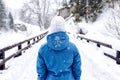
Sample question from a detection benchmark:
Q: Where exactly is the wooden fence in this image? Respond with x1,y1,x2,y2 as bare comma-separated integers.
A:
0,31,48,70
77,35,120,64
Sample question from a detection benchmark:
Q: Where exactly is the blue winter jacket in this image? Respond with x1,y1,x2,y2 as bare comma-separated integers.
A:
36,31,81,80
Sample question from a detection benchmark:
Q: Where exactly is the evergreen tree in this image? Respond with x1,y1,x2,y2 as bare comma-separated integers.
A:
70,0,81,22
62,0,68,7
87,0,103,22
0,0,7,30
8,12,14,29
70,0,105,22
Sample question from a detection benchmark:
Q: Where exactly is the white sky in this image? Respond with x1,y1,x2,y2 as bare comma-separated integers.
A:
4,0,26,9
4,0,70,9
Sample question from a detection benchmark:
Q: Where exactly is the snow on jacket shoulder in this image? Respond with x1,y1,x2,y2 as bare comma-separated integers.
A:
36,31,81,80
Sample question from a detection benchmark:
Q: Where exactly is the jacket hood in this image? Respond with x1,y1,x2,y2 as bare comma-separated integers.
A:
47,31,69,51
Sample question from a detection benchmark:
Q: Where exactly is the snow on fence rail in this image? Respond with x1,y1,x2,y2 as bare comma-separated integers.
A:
76,34,120,65
67,32,120,64
0,31,48,70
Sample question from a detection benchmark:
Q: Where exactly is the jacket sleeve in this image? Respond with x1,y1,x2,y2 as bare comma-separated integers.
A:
36,47,47,80
72,44,82,80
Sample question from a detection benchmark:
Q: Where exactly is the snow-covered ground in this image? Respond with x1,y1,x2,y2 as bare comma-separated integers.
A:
0,31,120,80
0,20,43,49
0,20,46,80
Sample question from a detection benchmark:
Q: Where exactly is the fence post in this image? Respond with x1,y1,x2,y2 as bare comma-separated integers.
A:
116,51,120,64
27,40,31,48
97,44,100,47
40,35,42,39
37,36,39,40
0,51,5,70
87,40,89,43
28,40,30,45
36,36,39,42
14,44,22,57
18,44,22,54
32,38,36,44
33,38,35,42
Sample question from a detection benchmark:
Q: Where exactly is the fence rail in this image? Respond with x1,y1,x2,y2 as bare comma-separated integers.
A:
76,34,120,64
0,31,48,70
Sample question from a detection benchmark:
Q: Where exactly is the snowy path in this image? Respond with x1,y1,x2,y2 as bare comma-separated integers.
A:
69,34,120,80
0,37,46,80
0,35,120,80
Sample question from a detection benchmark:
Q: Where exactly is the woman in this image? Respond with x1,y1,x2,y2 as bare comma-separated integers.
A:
36,16,82,80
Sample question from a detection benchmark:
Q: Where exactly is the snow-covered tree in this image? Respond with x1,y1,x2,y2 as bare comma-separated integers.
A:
70,0,106,22
19,0,52,30
0,0,7,30
19,3,33,24
8,12,14,29
87,0,104,22
105,1,120,40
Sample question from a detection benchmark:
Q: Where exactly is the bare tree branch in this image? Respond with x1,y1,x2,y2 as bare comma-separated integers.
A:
19,0,52,30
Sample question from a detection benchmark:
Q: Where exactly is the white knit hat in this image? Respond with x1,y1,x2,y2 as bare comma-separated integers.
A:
50,16,65,33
